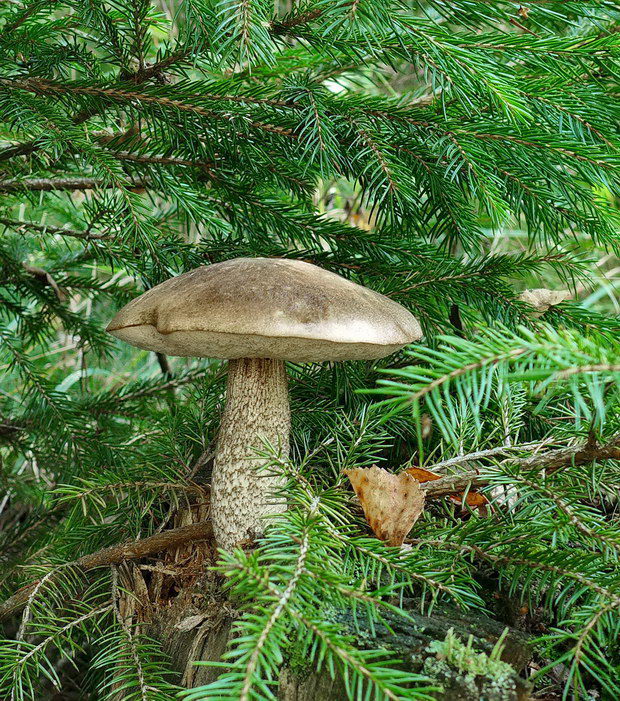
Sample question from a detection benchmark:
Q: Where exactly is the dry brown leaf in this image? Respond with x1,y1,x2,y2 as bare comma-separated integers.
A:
518,288,570,316
449,491,489,508
345,465,425,546
406,466,489,510
405,466,443,483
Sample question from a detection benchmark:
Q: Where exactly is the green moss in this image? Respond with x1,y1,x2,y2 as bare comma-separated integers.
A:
285,642,313,678
423,628,520,701
428,627,515,679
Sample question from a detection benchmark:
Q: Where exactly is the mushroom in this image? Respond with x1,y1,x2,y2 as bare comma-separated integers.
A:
106,257,422,549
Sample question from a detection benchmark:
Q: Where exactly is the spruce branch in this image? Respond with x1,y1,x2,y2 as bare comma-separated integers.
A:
2,78,298,138
0,51,190,163
110,566,149,701
106,367,214,405
330,529,458,600
7,603,114,699
509,474,620,552
558,601,620,696
1,1,51,36
411,538,620,608
239,503,313,701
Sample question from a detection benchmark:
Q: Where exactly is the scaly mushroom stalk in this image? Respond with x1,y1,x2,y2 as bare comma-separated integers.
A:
211,358,290,550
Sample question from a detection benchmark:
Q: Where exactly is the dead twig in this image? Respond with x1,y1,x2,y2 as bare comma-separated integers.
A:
423,433,620,497
0,521,213,622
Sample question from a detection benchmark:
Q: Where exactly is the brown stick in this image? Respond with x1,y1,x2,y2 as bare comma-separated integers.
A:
0,217,108,241
0,176,147,193
0,521,213,622
423,433,620,497
422,471,485,497
515,433,620,472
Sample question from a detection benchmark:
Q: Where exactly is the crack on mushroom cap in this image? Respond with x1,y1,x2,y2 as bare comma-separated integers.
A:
107,257,422,361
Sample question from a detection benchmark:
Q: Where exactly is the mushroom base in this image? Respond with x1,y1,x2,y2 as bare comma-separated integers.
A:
211,357,290,550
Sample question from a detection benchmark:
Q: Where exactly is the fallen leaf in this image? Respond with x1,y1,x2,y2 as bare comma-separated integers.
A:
406,466,489,510
518,288,569,317
448,491,489,508
406,466,442,483
345,465,425,546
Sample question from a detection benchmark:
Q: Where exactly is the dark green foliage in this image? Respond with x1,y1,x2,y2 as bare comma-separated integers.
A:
0,0,619,699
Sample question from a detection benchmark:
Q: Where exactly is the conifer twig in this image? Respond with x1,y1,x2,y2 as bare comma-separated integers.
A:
2,78,298,138
0,51,191,163
427,439,555,473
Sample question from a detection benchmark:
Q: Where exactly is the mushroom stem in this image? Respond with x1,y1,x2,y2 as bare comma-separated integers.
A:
211,357,290,550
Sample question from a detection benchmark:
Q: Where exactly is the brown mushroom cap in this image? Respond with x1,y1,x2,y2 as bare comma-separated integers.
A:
106,257,422,361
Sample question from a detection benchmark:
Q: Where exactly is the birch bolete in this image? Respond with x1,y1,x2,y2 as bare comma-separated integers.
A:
106,257,422,549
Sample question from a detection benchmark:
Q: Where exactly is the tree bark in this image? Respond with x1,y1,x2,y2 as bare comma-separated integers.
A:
147,592,531,699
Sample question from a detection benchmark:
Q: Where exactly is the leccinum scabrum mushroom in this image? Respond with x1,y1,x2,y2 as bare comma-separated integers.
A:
106,257,422,550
